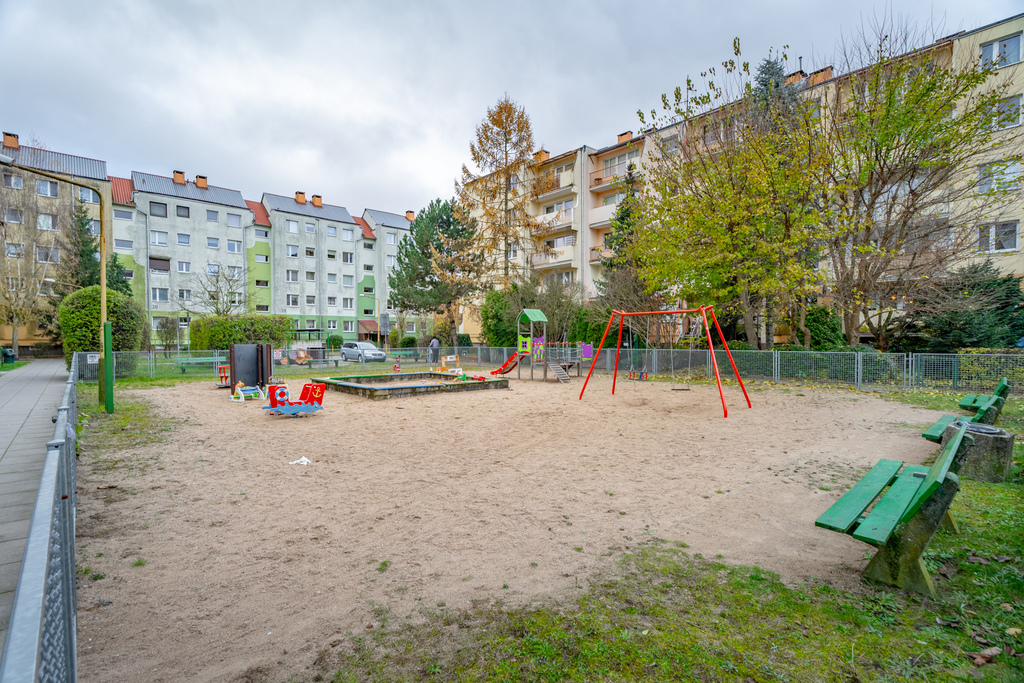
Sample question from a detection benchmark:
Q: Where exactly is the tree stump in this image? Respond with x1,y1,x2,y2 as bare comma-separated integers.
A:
943,421,1014,483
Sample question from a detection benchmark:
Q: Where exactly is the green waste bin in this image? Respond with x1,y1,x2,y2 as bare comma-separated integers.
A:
2,348,15,364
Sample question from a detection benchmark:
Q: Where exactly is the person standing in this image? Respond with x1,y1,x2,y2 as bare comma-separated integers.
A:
429,336,440,363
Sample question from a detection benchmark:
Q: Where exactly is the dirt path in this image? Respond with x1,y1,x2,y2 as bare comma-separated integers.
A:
75,376,944,682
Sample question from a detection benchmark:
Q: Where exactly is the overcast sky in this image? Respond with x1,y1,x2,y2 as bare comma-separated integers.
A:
0,0,1019,216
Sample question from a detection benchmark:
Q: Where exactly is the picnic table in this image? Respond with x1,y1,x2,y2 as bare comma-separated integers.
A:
815,425,972,597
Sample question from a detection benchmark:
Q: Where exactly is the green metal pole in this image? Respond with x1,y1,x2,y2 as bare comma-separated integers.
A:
103,321,114,413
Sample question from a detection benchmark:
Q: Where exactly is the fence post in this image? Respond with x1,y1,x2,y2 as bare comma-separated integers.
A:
478,346,481,367
855,352,862,391
773,350,779,384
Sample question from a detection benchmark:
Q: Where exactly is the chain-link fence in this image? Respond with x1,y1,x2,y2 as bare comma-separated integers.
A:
70,348,1024,395
0,356,78,682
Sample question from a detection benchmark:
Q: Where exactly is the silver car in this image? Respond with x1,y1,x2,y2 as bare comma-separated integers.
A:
340,341,386,363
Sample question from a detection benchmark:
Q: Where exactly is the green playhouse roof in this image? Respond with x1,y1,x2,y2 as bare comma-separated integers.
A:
519,309,548,323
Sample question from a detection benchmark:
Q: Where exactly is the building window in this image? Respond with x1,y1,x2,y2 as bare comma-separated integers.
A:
327,250,337,260
256,279,269,288
36,213,55,231
342,228,354,241
559,270,574,285
305,247,315,258
507,242,518,259
303,319,315,329
123,269,133,279
227,265,242,278
406,322,416,334
87,220,100,236
995,95,1022,129
151,230,168,246
363,286,374,294
306,222,315,233
386,255,396,267
979,161,1020,193
343,274,354,286
34,247,59,267
150,258,170,273
306,295,316,305
327,226,336,237
327,273,337,283
286,220,299,233
363,308,374,316
287,294,299,307
256,305,269,312
151,287,169,302
328,296,337,306
2,173,22,189
255,228,269,238
206,237,219,249
286,244,299,257
178,289,191,301
176,205,190,218
363,242,374,250
36,180,58,197
343,320,354,332
114,209,133,220
227,213,241,227
178,261,191,273
230,292,243,304
982,33,1022,68
363,264,374,272
177,233,190,245
544,198,573,220
306,271,315,281
328,320,337,329
342,297,354,309
150,201,167,217
151,316,167,331
207,263,220,275
255,254,269,263
79,187,100,204
5,243,23,257
386,232,397,245
342,251,354,264
386,299,394,310
114,239,133,250
5,209,23,223
227,239,242,253
545,235,574,249
206,210,218,221
979,221,1018,252
602,192,625,206
286,270,298,282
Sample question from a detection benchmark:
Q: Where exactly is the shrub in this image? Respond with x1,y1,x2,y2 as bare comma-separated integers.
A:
59,286,147,369
400,336,418,348
188,314,294,350
724,340,756,351
325,335,345,350
795,306,846,351
456,333,472,347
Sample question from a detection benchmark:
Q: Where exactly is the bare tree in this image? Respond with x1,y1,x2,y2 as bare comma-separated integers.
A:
179,265,248,317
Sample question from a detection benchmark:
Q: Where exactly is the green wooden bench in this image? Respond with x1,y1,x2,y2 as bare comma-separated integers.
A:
922,393,1003,443
957,377,1010,411
816,425,972,597
178,357,223,374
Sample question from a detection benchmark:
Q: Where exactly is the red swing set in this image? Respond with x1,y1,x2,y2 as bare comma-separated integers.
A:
578,304,752,418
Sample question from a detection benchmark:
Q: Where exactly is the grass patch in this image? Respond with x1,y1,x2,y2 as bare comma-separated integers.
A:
0,360,29,373
77,386,177,473
307,470,1024,682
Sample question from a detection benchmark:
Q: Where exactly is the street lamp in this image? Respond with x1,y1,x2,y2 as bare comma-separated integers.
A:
0,152,113,412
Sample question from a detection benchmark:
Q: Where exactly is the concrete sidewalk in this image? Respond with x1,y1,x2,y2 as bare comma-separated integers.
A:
0,358,69,648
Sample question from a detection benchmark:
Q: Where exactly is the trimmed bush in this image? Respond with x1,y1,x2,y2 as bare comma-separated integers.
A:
400,336,418,348
59,286,146,369
456,333,472,347
325,335,345,350
188,314,294,350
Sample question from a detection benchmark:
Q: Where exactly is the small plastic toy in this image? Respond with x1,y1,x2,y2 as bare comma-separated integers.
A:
263,383,326,417
393,356,402,373
217,365,231,388
230,381,267,402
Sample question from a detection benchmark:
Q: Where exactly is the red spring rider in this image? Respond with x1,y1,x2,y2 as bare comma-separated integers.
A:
393,355,401,373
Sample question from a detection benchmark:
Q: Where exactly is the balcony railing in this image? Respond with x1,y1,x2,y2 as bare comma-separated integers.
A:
532,211,574,237
534,170,572,196
590,247,612,263
589,161,638,188
531,247,572,267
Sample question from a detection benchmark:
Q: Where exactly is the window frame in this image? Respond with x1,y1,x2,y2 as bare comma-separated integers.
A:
150,230,168,246
150,201,167,217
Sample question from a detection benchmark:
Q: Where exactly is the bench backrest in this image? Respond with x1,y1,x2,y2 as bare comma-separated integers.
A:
995,377,1011,399
974,394,1001,424
899,425,969,524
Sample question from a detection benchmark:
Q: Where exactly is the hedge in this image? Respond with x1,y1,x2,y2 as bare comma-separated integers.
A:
59,286,147,369
188,314,294,350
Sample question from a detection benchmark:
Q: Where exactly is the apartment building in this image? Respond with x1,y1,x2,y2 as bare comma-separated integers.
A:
0,132,111,350
361,208,414,336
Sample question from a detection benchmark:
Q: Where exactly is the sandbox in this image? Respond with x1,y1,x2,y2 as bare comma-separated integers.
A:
312,371,509,400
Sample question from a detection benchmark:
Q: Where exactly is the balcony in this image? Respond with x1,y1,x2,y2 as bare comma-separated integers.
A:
534,169,573,198
590,161,638,189
588,202,616,227
532,210,575,237
532,247,572,268
590,247,612,263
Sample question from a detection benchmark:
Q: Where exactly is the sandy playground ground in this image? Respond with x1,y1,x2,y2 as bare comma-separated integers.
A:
75,373,951,681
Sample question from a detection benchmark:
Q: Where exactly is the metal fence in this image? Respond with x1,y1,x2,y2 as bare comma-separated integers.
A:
0,355,78,682
72,347,1024,395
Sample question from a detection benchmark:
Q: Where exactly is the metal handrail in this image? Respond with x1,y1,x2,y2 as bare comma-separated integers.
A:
0,355,78,682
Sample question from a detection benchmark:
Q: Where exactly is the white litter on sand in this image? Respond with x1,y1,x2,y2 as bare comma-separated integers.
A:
289,456,311,466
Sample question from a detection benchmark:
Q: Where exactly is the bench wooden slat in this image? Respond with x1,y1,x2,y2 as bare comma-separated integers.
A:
995,377,1010,399
923,414,957,442
852,471,924,545
958,394,979,410
901,426,967,524
815,459,903,533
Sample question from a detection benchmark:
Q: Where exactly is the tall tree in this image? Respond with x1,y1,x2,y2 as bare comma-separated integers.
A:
456,94,540,288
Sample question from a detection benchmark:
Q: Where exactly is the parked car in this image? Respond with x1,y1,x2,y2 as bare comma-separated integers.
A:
340,341,386,363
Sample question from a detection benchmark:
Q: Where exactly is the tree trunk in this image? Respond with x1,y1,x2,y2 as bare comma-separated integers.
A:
739,288,758,346
843,309,859,346
11,313,19,361
798,304,811,350
764,295,775,350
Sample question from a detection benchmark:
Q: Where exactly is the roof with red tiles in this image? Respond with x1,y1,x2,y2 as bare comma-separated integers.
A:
353,216,375,239
246,200,270,226
109,176,134,205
